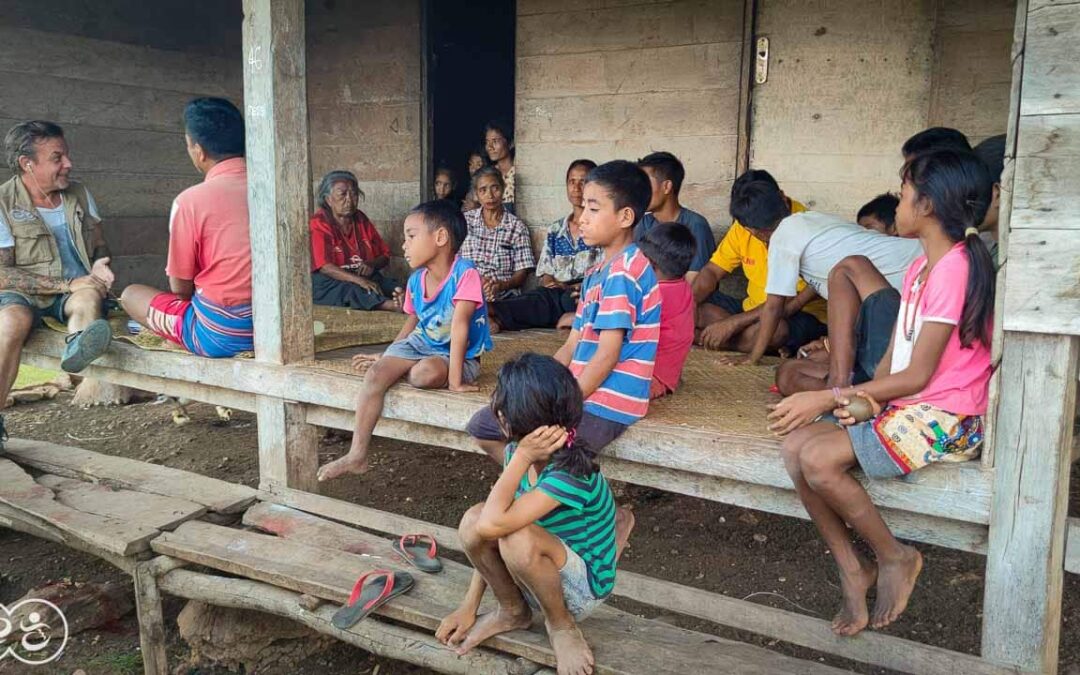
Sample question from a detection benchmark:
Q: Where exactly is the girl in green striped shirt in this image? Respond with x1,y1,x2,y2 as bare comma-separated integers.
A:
437,353,617,675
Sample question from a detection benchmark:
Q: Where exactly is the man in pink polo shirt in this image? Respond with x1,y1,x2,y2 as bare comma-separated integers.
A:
120,98,254,357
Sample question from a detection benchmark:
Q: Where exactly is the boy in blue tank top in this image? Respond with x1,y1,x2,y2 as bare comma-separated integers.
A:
318,200,493,482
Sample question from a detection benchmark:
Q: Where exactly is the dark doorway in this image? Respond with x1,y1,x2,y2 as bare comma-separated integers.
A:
424,0,516,202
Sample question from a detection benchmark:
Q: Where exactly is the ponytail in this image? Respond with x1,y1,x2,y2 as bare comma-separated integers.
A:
901,150,995,348
550,429,599,477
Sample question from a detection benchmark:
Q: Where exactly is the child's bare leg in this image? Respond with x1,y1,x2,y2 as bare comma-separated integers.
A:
825,256,890,388
732,318,791,354
695,302,731,329
455,504,533,654
796,426,923,630
783,424,877,635
317,356,416,481
775,359,829,395
406,356,450,389
500,525,595,675
615,506,635,560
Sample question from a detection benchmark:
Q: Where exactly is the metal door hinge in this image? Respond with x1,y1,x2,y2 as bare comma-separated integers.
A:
755,37,769,84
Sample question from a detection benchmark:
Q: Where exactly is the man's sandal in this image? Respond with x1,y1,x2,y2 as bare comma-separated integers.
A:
330,569,414,629
391,533,443,573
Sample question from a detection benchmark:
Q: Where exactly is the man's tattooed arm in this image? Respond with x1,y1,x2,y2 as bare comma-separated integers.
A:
0,248,68,295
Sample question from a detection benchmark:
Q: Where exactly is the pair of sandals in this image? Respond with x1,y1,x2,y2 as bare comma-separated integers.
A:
331,534,442,629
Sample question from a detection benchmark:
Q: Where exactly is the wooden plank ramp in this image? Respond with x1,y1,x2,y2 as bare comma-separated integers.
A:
36,474,207,530
0,458,157,557
1,438,257,513
152,518,848,675
262,488,1030,675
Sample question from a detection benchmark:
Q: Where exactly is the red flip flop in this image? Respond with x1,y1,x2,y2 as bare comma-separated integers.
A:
391,533,443,573
330,569,414,629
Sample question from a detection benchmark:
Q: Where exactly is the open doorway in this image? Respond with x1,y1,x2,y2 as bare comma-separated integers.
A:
424,0,516,203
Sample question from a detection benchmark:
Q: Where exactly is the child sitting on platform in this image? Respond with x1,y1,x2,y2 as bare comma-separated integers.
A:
767,148,995,637
466,160,660,461
856,193,899,235
637,221,695,399
317,200,493,482
438,353,617,675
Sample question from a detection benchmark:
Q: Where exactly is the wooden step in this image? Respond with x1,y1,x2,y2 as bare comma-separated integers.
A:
0,458,157,557
2,438,256,513
153,518,849,674
36,474,207,530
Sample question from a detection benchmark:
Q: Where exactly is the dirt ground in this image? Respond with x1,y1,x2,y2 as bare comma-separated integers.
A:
1,393,1079,675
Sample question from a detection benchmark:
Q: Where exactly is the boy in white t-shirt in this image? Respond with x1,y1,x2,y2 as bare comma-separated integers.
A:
721,180,921,387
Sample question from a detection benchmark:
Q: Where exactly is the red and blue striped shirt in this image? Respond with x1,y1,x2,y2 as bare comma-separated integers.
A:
570,244,661,425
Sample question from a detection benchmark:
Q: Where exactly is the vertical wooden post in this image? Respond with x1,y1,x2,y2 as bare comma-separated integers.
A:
734,0,757,177
981,333,1078,672
243,0,318,492
133,561,168,675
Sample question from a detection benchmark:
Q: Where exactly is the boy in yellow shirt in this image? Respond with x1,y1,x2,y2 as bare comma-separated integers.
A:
692,170,827,355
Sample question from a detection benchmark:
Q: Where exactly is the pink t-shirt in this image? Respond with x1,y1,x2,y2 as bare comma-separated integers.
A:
889,243,992,415
167,157,252,307
652,278,695,393
401,266,484,314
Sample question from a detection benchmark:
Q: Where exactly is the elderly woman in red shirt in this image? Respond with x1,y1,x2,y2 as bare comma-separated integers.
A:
309,170,400,311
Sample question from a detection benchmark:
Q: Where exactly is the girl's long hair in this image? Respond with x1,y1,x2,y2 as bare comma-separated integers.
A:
901,149,995,348
490,352,597,477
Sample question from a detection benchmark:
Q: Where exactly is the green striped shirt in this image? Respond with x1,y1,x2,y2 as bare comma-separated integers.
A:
505,443,617,598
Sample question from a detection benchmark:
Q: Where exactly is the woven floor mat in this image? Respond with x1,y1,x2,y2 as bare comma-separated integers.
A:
43,306,406,356
313,329,782,438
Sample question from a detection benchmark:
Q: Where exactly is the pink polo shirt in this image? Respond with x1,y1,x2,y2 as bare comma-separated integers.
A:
166,157,253,307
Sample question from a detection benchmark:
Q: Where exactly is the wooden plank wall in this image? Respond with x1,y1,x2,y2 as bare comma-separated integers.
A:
1000,0,1080,336
751,0,1015,218
305,0,422,280
0,2,242,289
513,0,746,240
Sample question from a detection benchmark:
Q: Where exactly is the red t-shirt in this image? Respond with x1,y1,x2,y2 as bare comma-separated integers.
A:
309,209,391,272
652,278,695,393
166,157,253,307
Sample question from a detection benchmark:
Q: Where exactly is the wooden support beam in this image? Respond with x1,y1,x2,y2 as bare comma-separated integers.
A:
257,397,318,492
982,332,1079,672
133,560,169,675
158,569,553,675
242,0,319,493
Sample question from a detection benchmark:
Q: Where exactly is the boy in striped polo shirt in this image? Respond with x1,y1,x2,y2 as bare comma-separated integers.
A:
439,354,616,675
467,160,661,461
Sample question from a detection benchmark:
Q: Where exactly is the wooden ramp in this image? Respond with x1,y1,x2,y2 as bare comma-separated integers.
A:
152,509,848,675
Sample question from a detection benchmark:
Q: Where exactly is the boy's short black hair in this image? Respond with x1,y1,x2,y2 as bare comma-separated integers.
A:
730,178,788,231
566,158,597,181
973,134,1006,184
585,160,652,227
638,221,696,279
857,193,899,229
637,151,686,195
409,199,468,252
184,97,245,160
902,127,971,158
731,168,779,196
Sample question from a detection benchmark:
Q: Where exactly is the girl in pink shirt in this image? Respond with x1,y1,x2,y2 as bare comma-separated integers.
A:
766,149,996,638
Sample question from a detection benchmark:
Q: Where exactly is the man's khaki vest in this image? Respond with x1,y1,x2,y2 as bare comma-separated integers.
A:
0,175,98,308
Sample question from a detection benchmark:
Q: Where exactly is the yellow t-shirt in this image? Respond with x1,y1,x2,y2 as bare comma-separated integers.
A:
708,199,828,323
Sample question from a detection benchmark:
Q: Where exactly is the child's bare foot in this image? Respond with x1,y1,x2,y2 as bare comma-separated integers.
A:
455,605,532,655
870,545,923,629
548,624,595,675
556,312,575,330
832,558,877,636
317,453,370,482
614,506,635,560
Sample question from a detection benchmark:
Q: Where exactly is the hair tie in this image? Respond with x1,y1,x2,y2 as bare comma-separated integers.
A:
964,227,979,238
565,428,577,449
